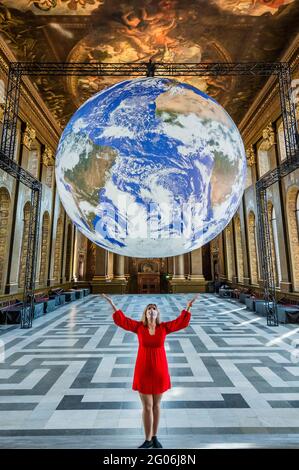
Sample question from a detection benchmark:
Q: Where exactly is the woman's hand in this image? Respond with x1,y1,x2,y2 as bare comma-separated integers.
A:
186,293,200,311
101,293,118,312
101,293,111,302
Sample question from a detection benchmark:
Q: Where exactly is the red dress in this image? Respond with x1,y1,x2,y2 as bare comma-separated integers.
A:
112,309,191,394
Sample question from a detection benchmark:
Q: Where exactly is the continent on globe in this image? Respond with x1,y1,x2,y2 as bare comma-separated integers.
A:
55,77,247,258
63,139,118,230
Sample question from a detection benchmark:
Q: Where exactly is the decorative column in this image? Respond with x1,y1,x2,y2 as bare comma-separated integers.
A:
167,257,174,277
91,248,127,293
224,224,235,282
231,220,238,285
169,254,186,293
107,251,114,280
114,254,126,280
170,250,207,293
93,246,109,281
218,232,226,282
173,254,185,279
188,247,205,280
22,123,36,150
188,247,207,292
164,257,174,293
210,238,219,279
112,253,127,293
124,256,130,281
240,147,252,287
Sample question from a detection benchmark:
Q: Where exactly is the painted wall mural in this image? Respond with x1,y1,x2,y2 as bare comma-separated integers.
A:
1,0,104,15
0,0,298,127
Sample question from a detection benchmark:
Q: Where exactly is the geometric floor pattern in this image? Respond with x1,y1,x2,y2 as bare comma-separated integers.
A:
1,293,299,448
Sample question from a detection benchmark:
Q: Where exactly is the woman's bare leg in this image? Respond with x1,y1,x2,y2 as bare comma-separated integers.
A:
152,393,163,437
139,393,153,440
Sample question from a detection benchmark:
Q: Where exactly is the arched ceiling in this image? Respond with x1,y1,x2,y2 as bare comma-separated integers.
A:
0,0,298,129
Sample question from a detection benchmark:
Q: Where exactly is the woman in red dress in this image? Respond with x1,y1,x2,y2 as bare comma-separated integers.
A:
102,293,200,449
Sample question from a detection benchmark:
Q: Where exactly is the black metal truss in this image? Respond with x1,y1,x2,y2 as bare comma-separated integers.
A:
6,61,285,77
0,151,41,328
256,154,299,326
0,60,298,328
0,66,22,163
256,188,277,326
278,63,299,162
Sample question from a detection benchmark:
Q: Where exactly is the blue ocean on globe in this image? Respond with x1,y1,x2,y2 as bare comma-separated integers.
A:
55,77,247,257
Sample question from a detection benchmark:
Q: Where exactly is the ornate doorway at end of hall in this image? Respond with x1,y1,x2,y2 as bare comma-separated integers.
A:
137,261,160,294
130,258,169,294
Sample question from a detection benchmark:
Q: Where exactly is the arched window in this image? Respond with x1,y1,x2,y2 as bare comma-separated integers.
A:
39,212,50,285
0,188,11,293
270,206,282,287
248,212,258,285
286,188,299,291
18,202,31,288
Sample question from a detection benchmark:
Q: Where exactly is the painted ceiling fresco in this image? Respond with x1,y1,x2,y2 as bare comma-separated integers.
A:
0,0,298,128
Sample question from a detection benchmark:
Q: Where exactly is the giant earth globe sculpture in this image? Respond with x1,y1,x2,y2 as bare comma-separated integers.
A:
55,77,247,257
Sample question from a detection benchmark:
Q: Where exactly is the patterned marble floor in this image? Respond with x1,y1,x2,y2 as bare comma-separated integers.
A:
1,293,299,449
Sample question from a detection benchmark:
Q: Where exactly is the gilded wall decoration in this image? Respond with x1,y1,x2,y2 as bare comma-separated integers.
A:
260,123,276,151
42,145,54,167
286,187,299,291
42,146,55,187
22,123,36,150
140,262,159,273
0,187,10,293
0,102,4,123
246,145,256,167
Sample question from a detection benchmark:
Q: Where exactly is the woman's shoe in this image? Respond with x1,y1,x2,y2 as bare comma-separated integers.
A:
152,436,163,448
138,439,154,448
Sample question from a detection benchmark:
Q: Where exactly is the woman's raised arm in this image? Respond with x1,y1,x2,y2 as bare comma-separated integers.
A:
101,293,118,312
101,294,139,333
185,293,200,312
162,294,200,335
112,309,140,333
162,309,191,335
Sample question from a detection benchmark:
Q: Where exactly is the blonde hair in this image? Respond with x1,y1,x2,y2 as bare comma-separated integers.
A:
141,303,161,326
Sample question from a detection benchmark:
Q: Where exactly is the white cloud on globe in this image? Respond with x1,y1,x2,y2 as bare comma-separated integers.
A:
55,77,247,258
